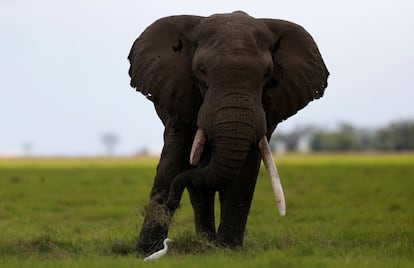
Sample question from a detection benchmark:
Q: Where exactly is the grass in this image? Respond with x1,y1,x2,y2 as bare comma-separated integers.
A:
0,154,413,267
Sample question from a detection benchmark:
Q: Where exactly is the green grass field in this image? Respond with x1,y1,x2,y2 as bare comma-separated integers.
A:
0,154,413,267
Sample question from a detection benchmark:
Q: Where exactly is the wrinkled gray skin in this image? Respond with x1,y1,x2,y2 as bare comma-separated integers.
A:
128,11,329,254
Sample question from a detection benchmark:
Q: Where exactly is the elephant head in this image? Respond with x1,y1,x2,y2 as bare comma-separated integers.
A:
128,11,328,252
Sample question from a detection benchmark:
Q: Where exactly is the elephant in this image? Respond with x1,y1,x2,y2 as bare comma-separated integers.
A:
128,11,329,254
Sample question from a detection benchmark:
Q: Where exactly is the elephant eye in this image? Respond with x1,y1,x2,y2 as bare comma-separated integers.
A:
195,64,208,97
198,65,207,76
255,39,263,49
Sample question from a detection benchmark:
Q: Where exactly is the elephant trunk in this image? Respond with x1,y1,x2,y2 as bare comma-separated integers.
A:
207,96,260,178
167,106,259,212
167,92,286,216
191,129,286,216
207,119,256,185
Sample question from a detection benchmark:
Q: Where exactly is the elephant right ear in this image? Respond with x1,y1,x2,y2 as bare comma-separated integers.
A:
260,19,329,131
128,16,203,124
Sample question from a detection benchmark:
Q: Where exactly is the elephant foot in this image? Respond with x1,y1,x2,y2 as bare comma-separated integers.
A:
136,223,168,255
195,228,216,242
215,226,244,248
136,200,172,255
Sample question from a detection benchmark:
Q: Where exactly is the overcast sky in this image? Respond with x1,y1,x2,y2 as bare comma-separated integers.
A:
1,0,413,156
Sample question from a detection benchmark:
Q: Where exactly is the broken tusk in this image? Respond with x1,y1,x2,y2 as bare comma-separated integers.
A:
190,129,206,166
258,136,286,216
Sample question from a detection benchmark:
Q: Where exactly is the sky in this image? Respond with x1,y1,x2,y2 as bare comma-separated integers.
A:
1,0,413,156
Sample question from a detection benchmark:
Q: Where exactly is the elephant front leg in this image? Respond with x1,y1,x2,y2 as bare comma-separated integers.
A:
136,122,195,255
216,148,261,247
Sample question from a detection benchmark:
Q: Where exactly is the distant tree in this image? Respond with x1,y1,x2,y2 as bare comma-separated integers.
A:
373,121,414,151
311,123,364,151
355,128,376,151
22,142,33,156
101,132,119,156
272,120,414,152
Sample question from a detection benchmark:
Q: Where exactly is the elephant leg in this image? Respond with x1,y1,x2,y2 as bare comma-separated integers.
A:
216,147,261,247
187,186,216,240
136,121,194,255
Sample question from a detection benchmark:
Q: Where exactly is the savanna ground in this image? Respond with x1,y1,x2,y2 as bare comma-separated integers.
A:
0,154,413,267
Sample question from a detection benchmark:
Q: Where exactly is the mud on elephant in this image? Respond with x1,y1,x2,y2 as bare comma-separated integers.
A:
128,11,329,254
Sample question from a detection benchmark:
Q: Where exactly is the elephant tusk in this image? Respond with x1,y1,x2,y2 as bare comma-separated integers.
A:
258,136,286,216
190,129,206,166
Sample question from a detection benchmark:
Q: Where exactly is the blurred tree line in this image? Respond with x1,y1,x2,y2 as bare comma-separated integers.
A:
271,120,414,153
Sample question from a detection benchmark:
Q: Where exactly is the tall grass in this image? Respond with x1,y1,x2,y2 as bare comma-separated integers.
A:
0,154,413,267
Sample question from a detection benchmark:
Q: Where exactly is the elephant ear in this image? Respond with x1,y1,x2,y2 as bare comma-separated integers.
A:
128,15,203,124
260,19,329,131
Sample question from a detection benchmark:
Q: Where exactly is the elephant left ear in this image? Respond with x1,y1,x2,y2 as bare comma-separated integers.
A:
128,16,203,125
260,19,329,131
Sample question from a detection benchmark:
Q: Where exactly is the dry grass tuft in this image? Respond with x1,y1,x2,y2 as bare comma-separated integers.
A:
141,198,172,227
172,232,218,255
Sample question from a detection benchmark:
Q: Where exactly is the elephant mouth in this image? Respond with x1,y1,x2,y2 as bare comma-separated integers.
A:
189,128,286,216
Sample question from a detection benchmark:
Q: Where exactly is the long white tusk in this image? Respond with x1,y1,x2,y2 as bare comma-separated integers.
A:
258,136,286,216
190,129,206,166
